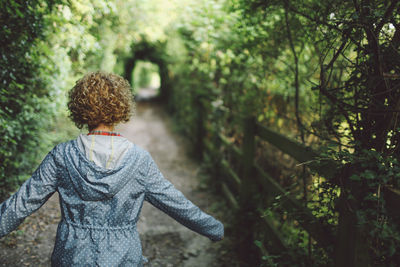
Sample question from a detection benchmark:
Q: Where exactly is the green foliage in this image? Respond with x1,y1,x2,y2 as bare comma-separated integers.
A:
2,0,399,264
164,0,400,265
0,0,64,199
332,148,400,264
0,0,187,201
0,0,128,199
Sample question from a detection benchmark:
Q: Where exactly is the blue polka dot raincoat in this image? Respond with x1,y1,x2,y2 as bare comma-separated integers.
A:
0,136,224,266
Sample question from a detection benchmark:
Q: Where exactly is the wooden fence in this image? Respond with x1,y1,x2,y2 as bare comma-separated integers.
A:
197,112,400,267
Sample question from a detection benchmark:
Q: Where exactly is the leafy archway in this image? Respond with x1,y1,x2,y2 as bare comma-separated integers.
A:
123,39,170,101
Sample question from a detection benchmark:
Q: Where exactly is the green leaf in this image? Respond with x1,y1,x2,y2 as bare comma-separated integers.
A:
254,240,263,248
363,170,375,180
349,174,361,181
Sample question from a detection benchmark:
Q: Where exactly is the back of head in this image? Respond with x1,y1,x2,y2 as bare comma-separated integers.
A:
67,71,134,130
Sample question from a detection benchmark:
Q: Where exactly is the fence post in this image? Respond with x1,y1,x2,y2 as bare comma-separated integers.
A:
241,116,256,203
335,196,357,267
237,116,260,265
335,202,371,266
243,116,255,172
335,171,371,267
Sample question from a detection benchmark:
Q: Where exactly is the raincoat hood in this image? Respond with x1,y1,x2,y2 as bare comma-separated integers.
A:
64,140,140,201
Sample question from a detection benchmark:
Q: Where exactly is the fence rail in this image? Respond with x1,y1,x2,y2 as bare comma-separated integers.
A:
208,124,335,252
202,115,400,266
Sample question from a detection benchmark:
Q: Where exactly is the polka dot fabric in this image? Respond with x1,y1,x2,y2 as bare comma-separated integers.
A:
0,139,224,266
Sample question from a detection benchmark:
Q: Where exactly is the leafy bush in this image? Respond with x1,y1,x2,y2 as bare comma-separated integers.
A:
164,0,400,265
0,0,63,200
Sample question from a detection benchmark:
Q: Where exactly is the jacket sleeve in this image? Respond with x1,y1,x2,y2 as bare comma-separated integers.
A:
144,154,224,241
0,147,59,238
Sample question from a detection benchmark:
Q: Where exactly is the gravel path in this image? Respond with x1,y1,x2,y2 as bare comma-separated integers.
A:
0,101,235,266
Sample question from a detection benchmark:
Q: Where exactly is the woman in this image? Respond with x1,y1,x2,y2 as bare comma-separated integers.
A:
0,71,224,266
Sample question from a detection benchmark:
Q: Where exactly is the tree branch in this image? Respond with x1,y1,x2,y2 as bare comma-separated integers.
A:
282,0,342,33
325,39,349,72
353,0,360,13
284,4,305,143
375,1,398,34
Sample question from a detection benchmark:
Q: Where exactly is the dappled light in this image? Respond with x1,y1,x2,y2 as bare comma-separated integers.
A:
1,0,400,266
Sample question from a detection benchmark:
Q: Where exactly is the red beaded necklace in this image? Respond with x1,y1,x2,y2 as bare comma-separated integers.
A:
87,130,122,137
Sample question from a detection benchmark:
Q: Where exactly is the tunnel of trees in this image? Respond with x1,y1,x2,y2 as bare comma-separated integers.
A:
1,0,400,266
122,40,170,100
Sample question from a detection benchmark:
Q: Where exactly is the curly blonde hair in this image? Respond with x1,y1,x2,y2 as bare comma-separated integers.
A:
67,71,134,130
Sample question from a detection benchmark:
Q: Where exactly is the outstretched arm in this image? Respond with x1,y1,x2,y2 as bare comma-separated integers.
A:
0,148,59,238
144,154,224,241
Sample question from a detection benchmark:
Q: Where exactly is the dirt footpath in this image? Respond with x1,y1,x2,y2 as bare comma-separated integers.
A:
0,101,236,267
